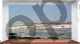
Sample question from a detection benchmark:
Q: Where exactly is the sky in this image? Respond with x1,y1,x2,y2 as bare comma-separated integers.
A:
9,3,71,23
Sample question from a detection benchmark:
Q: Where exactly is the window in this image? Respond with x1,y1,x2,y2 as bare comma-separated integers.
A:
9,2,72,39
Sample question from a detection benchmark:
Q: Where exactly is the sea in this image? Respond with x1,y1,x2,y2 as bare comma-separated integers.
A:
11,28,71,37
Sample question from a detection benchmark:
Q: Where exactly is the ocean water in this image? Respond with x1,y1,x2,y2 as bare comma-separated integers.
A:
11,28,71,37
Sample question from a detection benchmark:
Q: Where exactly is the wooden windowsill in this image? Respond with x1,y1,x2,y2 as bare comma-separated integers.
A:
1,39,79,44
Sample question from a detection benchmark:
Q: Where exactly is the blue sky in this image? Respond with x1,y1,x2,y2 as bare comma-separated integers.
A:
9,4,71,23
